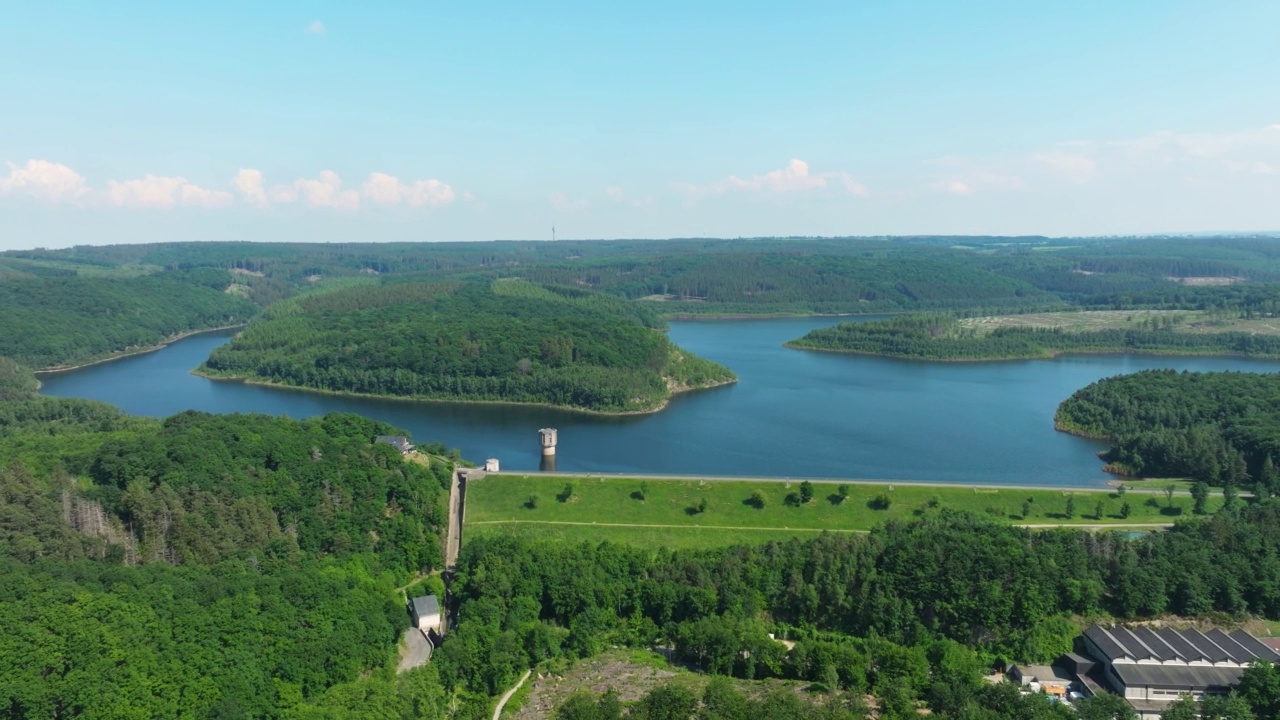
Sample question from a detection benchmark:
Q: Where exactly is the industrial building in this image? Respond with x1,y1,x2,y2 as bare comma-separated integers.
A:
1010,625,1279,719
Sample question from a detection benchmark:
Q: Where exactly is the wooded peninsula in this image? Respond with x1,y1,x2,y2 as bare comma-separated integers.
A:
197,279,735,413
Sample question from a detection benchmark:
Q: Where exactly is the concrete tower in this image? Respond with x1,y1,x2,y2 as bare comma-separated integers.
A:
539,428,557,456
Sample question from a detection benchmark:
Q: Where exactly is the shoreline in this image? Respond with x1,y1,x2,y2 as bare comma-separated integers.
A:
190,370,738,417
33,325,247,375
783,342,1280,363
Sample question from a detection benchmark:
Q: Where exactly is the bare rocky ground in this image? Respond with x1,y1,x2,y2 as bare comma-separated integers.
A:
506,649,867,719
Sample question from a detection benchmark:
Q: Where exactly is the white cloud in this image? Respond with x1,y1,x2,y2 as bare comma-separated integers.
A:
679,159,868,198
728,159,826,193
290,170,360,209
2,160,463,213
232,169,270,207
306,20,325,34
605,186,625,201
0,159,89,202
361,172,456,207
104,174,231,209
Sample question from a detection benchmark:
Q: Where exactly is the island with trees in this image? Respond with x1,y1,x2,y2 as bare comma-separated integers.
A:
198,278,736,413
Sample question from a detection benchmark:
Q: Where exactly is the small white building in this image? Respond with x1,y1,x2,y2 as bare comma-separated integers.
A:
485,458,500,472
410,595,441,634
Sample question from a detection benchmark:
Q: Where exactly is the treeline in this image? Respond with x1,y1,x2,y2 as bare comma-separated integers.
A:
507,253,1053,315
201,280,735,413
11,236,1280,319
0,275,257,368
787,315,1280,360
1057,370,1280,487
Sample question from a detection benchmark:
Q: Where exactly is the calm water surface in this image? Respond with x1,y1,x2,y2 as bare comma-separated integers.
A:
38,317,1280,486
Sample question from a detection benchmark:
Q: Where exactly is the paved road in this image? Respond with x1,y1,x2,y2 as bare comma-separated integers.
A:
445,467,464,569
487,470,1221,497
492,670,531,720
397,628,432,674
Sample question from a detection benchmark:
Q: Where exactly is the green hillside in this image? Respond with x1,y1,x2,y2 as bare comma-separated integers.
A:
200,279,735,413
0,274,258,368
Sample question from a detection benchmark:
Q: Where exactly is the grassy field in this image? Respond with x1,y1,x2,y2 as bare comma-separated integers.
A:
464,474,1221,549
959,310,1280,336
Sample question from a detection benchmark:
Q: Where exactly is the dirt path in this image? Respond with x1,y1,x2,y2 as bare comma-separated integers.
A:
445,467,464,569
471,519,1170,533
494,670,532,720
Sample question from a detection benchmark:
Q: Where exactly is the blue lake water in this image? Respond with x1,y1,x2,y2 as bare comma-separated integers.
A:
37,317,1280,487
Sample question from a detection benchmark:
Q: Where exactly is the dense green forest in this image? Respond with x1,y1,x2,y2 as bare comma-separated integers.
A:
1056,370,1280,487
200,279,735,413
0,274,257,368
787,315,1280,360
0,362,461,718
11,235,1280,318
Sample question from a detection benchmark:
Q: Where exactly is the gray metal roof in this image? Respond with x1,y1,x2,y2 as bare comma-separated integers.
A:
1085,625,1279,665
411,594,439,618
1111,663,1245,692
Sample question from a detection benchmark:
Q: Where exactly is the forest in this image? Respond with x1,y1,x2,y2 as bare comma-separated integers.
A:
0,273,258,368
1056,369,1280,487
10,235,1280,319
787,315,1280,360
199,279,735,413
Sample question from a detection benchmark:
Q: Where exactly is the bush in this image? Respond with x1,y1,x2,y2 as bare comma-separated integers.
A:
868,494,892,511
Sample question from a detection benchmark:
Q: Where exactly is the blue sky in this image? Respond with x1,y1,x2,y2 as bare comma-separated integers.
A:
1,0,1278,248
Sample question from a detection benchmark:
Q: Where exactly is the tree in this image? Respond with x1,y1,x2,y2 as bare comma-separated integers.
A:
631,685,697,720
838,484,850,503
1022,499,1032,519
557,483,575,503
1237,661,1280,720
1224,483,1240,510
1075,692,1138,720
749,491,766,509
799,481,814,505
526,494,539,509
1159,696,1197,720
1191,482,1209,515
1095,500,1105,520
1120,501,1131,519
1165,484,1177,508
1065,496,1076,519
1200,692,1256,720
639,481,650,500
1260,455,1277,499
869,493,892,511
1117,483,1128,498
697,497,708,514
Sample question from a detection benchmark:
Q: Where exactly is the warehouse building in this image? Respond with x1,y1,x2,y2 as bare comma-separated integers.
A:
1081,625,1280,719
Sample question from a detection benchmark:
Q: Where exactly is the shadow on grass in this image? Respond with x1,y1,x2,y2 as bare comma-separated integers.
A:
630,491,645,501
827,494,845,506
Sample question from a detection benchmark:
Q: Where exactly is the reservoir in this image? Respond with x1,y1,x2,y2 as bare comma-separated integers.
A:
38,317,1280,487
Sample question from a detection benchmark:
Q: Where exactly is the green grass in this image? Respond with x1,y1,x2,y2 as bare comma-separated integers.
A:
959,310,1280,337
465,475,1222,548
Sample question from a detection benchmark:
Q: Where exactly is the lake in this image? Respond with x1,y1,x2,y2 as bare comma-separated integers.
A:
37,317,1280,487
